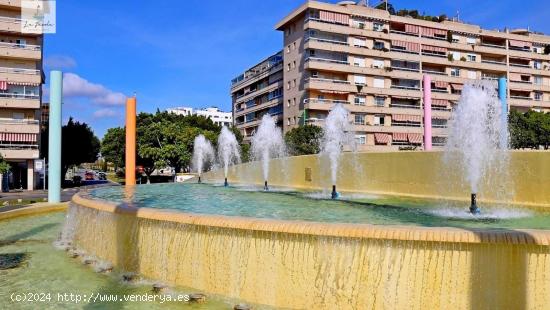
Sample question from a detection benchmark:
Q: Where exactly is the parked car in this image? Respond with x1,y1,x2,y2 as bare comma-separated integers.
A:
98,172,107,180
85,172,95,180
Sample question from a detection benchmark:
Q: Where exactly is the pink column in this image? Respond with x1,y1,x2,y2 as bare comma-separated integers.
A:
423,75,432,151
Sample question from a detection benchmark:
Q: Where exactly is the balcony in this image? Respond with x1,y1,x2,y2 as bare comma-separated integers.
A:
510,63,530,68
0,15,22,33
0,119,39,133
305,57,349,65
390,48,419,55
307,77,350,85
481,42,506,49
391,66,419,72
304,98,350,105
0,66,41,84
305,37,348,46
0,0,21,8
510,95,532,100
421,52,446,58
391,85,420,91
0,144,39,160
389,29,417,37
481,60,506,66
390,103,420,110
423,69,447,76
0,41,41,60
0,93,40,109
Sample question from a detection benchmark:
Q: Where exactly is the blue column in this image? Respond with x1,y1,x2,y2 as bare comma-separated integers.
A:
498,77,508,148
48,71,62,203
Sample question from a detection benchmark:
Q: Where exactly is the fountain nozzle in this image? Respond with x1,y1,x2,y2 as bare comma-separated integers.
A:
198,176,202,184
470,193,480,215
224,178,228,187
331,185,339,199
264,181,269,191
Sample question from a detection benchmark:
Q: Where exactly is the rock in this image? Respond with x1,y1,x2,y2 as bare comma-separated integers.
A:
189,293,206,303
83,257,96,265
152,283,168,293
234,304,252,310
122,273,140,283
68,250,80,258
95,263,113,273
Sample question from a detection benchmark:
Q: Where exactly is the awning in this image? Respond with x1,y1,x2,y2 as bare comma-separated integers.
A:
451,83,463,90
432,115,448,120
319,11,349,25
0,81,6,91
405,24,420,34
392,114,409,122
422,27,447,37
422,45,447,53
0,132,37,142
392,132,408,142
509,73,522,81
434,81,448,88
374,133,390,144
392,40,420,52
408,115,422,123
509,40,532,48
432,99,450,107
320,90,349,94
408,133,423,144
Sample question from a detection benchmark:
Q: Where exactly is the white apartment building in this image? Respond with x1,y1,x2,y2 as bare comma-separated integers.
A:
167,107,233,127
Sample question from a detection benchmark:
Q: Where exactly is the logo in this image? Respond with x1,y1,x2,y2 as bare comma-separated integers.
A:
22,0,56,34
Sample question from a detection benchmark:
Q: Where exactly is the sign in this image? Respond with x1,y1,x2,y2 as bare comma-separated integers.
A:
34,159,45,174
22,1,57,34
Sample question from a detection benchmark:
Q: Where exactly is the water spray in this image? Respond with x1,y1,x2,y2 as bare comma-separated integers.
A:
264,181,269,191
218,126,241,185
251,115,285,190
470,193,480,214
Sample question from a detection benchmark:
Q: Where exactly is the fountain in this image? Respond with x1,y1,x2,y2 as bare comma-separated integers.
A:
320,103,355,199
445,81,509,214
217,126,241,186
192,134,215,184
250,114,285,190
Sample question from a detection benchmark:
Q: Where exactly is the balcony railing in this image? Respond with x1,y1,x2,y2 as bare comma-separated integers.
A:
423,69,447,76
510,63,530,68
0,16,22,24
391,85,420,90
509,46,531,52
390,48,420,55
481,43,506,49
432,88,448,93
0,144,38,150
306,57,349,65
432,124,448,128
0,41,41,51
391,66,420,72
510,80,532,84
510,95,532,100
306,37,349,46
304,98,350,105
305,118,326,124
0,93,39,99
481,60,506,66
390,103,420,109
307,77,350,84
0,119,39,125
0,67,40,75
421,51,447,58
391,122,421,127
389,29,418,37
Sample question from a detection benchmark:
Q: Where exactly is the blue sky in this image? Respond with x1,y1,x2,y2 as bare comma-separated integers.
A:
44,0,550,138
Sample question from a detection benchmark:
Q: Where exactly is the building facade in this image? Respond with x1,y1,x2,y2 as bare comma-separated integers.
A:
231,51,284,142
0,2,43,190
167,106,232,127
272,1,550,151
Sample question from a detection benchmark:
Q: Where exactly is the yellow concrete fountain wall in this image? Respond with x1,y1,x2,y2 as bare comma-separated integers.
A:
203,151,550,207
71,194,550,309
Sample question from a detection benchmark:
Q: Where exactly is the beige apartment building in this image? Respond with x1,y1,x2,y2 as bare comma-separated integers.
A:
231,51,284,142
273,1,550,150
0,1,43,189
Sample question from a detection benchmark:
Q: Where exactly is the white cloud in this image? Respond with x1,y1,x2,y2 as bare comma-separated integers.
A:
93,108,119,118
44,55,77,70
63,73,126,106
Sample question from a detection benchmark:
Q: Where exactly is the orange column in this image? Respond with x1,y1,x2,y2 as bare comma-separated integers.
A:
125,97,137,186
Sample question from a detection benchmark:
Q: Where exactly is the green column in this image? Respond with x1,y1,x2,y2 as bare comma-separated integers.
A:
48,71,62,203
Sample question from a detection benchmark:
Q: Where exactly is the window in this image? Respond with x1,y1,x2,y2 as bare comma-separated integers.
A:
451,51,461,61
286,45,290,53
309,49,316,57
372,59,384,69
311,71,318,78
373,115,385,126
353,37,366,47
355,135,367,145
287,63,291,71
451,34,460,43
13,112,24,119
353,57,365,67
535,92,543,101
354,114,365,125
354,95,366,105
373,22,384,32
374,96,385,107
287,81,291,90
293,42,296,50
466,37,476,45
287,99,291,107
354,75,367,85
534,60,542,69
292,61,296,69
287,118,291,126
468,70,477,79
293,98,296,106
451,68,461,77
373,77,385,88
467,54,477,62
374,41,385,50
535,76,543,85
16,39,26,47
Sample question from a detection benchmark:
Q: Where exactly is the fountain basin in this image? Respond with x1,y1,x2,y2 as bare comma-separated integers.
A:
69,189,550,309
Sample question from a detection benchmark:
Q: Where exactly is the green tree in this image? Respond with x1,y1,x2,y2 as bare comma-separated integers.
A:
284,125,323,156
101,127,125,171
375,1,396,15
61,118,101,182
0,154,10,174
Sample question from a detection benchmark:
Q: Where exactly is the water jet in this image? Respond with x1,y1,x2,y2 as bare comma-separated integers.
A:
192,135,215,184
264,180,269,191
217,126,241,186
331,185,339,199
224,177,228,187
251,115,285,191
